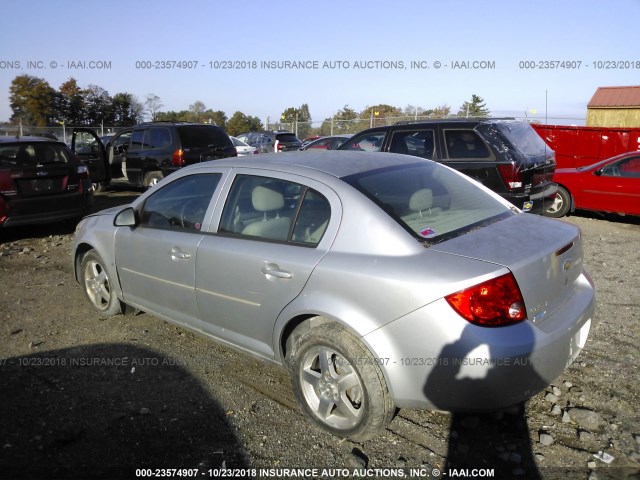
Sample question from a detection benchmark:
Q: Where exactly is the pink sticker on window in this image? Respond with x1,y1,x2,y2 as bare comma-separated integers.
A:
420,227,436,238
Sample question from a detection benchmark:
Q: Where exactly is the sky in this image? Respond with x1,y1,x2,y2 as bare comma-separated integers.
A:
1,0,639,127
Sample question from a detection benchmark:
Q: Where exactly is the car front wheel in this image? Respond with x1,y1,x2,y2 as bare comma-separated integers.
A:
545,185,571,218
287,322,395,442
80,250,121,316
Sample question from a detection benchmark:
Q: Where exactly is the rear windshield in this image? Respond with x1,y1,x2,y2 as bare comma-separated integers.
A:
275,133,301,143
177,125,233,149
344,162,513,244
491,121,551,157
0,142,72,168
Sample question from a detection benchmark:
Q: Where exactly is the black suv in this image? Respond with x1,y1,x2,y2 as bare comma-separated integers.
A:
238,131,302,153
73,122,236,189
338,118,557,214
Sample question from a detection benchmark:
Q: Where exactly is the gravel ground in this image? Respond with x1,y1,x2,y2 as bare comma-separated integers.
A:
0,191,639,480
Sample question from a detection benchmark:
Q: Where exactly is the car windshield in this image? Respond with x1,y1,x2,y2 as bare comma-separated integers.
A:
343,162,514,244
492,121,551,157
0,142,72,167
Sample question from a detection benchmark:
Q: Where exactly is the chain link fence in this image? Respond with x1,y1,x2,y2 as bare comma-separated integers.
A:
2,112,586,144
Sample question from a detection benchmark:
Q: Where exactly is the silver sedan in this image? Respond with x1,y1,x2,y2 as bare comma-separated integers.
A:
72,151,595,441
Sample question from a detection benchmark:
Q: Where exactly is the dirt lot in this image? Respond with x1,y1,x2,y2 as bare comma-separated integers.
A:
1,191,639,480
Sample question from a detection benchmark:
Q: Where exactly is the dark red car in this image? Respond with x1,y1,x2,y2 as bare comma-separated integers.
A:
545,151,640,218
0,136,93,228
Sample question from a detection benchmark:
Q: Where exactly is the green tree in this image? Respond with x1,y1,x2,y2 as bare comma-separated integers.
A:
112,93,143,126
319,105,360,135
55,78,85,125
9,75,56,126
202,109,227,128
226,111,260,136
83,84,113,126
280,103,312,139
359,104,403,128
457,94,490,117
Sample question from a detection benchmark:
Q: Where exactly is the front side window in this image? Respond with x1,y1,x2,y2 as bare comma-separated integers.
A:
444,130,491,159
139,174,221,231
344,162,512,245
602,155,640,178
219,175,330,245
340,131,386,152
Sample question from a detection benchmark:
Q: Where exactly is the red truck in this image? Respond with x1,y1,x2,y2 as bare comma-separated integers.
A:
532,123,640,169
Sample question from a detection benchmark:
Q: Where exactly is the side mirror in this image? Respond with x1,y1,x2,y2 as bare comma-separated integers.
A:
114,207,137,227
594,169,603,177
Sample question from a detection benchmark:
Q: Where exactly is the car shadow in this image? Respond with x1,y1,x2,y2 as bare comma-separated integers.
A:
0,344,250,479
424,323,545,479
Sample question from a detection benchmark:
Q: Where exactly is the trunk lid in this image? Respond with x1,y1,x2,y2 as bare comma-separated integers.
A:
433,213,583,328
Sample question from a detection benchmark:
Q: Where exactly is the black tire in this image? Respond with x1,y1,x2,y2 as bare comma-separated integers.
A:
93,182,108,193
80,250,122,316
545,185,571,218
287,321,395,442
143,171,163,188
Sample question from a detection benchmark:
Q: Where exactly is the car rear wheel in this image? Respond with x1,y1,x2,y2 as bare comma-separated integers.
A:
287,321,395,442
143,171,163,188
545,186,571,218
80,250,121,316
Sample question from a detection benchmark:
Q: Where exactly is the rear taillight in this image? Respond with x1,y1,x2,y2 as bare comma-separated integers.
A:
277,143,286,152
172,149,185,166
0,171,13,192
77,165,89,179
0,196,8,224
252,149,259,155
445,272,526,327
497,163,523,189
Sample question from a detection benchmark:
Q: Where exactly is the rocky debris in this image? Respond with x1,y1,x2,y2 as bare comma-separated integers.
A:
566,408,606,431
539,433,555,446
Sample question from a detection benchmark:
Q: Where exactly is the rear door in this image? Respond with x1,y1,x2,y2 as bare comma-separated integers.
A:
440,127,497,187
195,170,339,359
71,128,108,183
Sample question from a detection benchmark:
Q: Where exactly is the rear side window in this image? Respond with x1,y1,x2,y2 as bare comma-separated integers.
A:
177,125,233,149
344,162,512,244
148,127,172,149
389,130,435,158
0,143,72,167
444,130,491,159
219,174,330,245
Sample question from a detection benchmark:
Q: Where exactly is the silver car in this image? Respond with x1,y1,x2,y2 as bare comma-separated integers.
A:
72,151,595,441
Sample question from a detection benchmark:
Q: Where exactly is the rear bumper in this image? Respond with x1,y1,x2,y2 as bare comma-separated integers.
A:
505,183,558,214
362,270,595,411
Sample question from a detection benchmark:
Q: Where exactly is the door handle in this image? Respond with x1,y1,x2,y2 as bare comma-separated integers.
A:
261,264,292,279
170,247,191,260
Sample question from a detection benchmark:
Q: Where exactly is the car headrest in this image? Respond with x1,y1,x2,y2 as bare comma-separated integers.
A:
409,188,433,212
252,185,284,212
